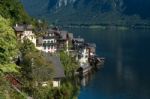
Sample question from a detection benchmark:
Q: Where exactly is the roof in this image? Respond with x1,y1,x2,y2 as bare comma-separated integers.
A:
73,37,84,42
43,35,56,39
86,43,96,48
49,56,65,79
60,31,68,40
13,24,33,32
43,33,56,39
43,53,65,79
13,26,24,32
68,33,73,40
43,29,60,39
47,29,55,34
48,29,60,34
26,25,33,30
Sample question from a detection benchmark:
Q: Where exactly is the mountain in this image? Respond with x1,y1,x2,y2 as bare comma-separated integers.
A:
20,0,150,25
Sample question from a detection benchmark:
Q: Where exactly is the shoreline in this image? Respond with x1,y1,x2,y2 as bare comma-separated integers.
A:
56,24,150,30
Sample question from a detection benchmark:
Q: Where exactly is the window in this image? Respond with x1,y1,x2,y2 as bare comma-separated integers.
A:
44,41,46,43
48,41,50,43
44,46,46,50
48,46,50,49
85,55,88,58
51,45,54,49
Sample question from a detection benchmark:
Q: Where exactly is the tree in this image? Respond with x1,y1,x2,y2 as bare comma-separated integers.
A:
21,50,53,81
0,16,18,74
60,51,79,77
19,39,36,56
0,0,31,24
33,19,49,37
0,15,20,98
19,39,54,98
59,51,80,99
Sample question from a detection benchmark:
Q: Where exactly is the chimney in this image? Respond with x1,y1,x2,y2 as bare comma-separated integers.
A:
16,24,18,27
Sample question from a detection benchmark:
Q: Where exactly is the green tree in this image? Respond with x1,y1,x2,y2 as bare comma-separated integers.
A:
19,39,36,56
0,0,31,24
0,16,21,98
19,39,54,98
60,51,79,77
0,16,18,74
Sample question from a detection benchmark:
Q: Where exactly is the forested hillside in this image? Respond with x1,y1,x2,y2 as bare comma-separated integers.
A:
21,0,150,26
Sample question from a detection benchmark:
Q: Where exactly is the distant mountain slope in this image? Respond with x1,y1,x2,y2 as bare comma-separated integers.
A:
123,0,150,19
21,0,150,25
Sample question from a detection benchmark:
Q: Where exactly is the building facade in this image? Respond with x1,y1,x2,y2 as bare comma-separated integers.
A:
13,24,36,46
42,30,57,53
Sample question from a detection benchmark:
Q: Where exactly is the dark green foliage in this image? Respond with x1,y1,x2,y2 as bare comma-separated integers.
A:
59,51,80,98
0,0,31,24
19,39,36,56
60,80,80,99
19,39,54,98
21,50,53,81
32,19,49,37
0,15,26,99
19,39,54,80
0,16,18,74
60,51,79,77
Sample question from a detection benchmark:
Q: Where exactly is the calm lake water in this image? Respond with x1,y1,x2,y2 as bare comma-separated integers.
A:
64,28,150,99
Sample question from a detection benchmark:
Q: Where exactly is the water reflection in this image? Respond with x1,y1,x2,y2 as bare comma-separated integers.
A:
116,47,123,81
80,74,91,87
65,28,150,99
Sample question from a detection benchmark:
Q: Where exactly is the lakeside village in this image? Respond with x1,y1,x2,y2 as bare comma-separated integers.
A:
10,23,104,89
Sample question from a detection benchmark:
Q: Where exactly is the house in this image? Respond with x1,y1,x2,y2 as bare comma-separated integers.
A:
51,56,65,87
73,39,96,64
42,29,58,53
44,53,65,87
13,24,36,45
78,43,97,65
57,31,73,52
72,37,91,73
78,47,89,65
73,37,97,73
36,28,74,53
86,43,96,57
72,37,85,50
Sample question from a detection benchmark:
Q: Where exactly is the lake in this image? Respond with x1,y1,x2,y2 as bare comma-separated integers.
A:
64,28,150,99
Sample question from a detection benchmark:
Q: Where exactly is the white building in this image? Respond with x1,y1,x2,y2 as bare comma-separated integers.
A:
36,29,74,53
13,24,36,46
79,48,89,65
42,29,58,53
